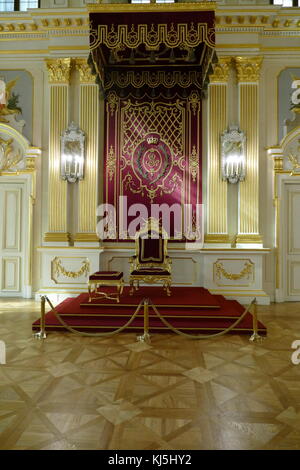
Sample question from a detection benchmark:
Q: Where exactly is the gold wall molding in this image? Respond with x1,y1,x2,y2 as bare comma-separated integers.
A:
45,60,70,242
205,234,231,243
209,57,232,83
235,234,263,244
88,3,216,13
75,78,99,239
44,232,71,243
46,58,72,84
237,67,262,242
207,78,228,240
75,58,96,84
73,233,99,243
235,56,263,83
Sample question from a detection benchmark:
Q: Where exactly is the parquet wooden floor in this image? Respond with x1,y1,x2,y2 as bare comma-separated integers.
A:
0,298,300,450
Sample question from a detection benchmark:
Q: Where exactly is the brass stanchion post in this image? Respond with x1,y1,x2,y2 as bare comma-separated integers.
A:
249,298,263,343
137,298,151,343
33,295,47,339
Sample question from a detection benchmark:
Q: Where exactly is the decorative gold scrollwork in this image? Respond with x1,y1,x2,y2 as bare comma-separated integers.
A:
215,261,253,281
107,145,116,181
188,90,200,116
45,58,72,84
286,152,300,175
0,136,22,172
107,91,119,116
189,145,199,182
52,257,90,279
104,70,202,90
235,57,263,83
91,23,215,51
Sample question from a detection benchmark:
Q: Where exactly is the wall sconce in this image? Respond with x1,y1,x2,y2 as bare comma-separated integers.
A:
61,122,85,183
221,126,246,184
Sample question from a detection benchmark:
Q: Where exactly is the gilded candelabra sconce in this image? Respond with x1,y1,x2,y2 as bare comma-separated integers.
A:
221,126,246,184
60,122,85,183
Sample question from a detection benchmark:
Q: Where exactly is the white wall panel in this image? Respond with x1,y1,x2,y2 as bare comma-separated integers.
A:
3,189,21,251
1,257,20,291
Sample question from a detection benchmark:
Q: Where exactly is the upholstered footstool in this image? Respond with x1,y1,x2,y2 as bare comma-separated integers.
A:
88,271,124,303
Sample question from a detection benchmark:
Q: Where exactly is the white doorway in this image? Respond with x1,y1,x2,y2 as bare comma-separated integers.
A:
282,180,300,301
0,177,32,298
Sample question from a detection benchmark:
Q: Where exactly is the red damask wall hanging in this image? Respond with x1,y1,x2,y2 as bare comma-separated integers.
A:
89,4,216,241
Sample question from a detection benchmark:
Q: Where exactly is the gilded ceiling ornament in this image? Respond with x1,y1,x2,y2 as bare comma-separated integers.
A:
75,59,95,84
209,57,231,83
46,58,72,84
235,57,263,83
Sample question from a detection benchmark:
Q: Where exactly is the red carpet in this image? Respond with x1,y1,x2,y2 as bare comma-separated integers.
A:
32,287,267,336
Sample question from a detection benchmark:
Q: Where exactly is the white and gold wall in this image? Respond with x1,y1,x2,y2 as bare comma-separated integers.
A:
1,4,300,304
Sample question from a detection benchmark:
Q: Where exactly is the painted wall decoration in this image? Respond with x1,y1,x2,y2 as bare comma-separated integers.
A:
278,67,300,142
0,70,33,142
104,90,202,242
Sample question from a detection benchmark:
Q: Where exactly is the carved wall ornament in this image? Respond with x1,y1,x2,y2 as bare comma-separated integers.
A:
214,260,253,281
75,59,96,84
46,58,72,84
52,257,90,279
284,139,300,175
209,57,231,83
0,135,22,172
235,57,263,83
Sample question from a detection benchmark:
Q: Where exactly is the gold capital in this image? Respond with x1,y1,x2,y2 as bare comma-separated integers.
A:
75,58,96,84
209,57,231,83
46,58,72,84
235,57,263,83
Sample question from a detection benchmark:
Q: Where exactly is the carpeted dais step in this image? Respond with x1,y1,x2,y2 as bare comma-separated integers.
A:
32,287,267,336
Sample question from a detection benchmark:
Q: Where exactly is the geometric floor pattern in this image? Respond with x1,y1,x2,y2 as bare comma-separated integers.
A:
0,298,300,450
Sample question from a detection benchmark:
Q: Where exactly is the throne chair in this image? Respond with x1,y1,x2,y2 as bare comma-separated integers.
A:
129,217,172,296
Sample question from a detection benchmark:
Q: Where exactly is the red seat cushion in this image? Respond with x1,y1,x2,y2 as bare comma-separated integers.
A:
131,269,170,276
89,271,123,281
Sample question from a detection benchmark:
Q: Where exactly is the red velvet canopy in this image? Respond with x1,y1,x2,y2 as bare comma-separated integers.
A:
88,4,216,241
